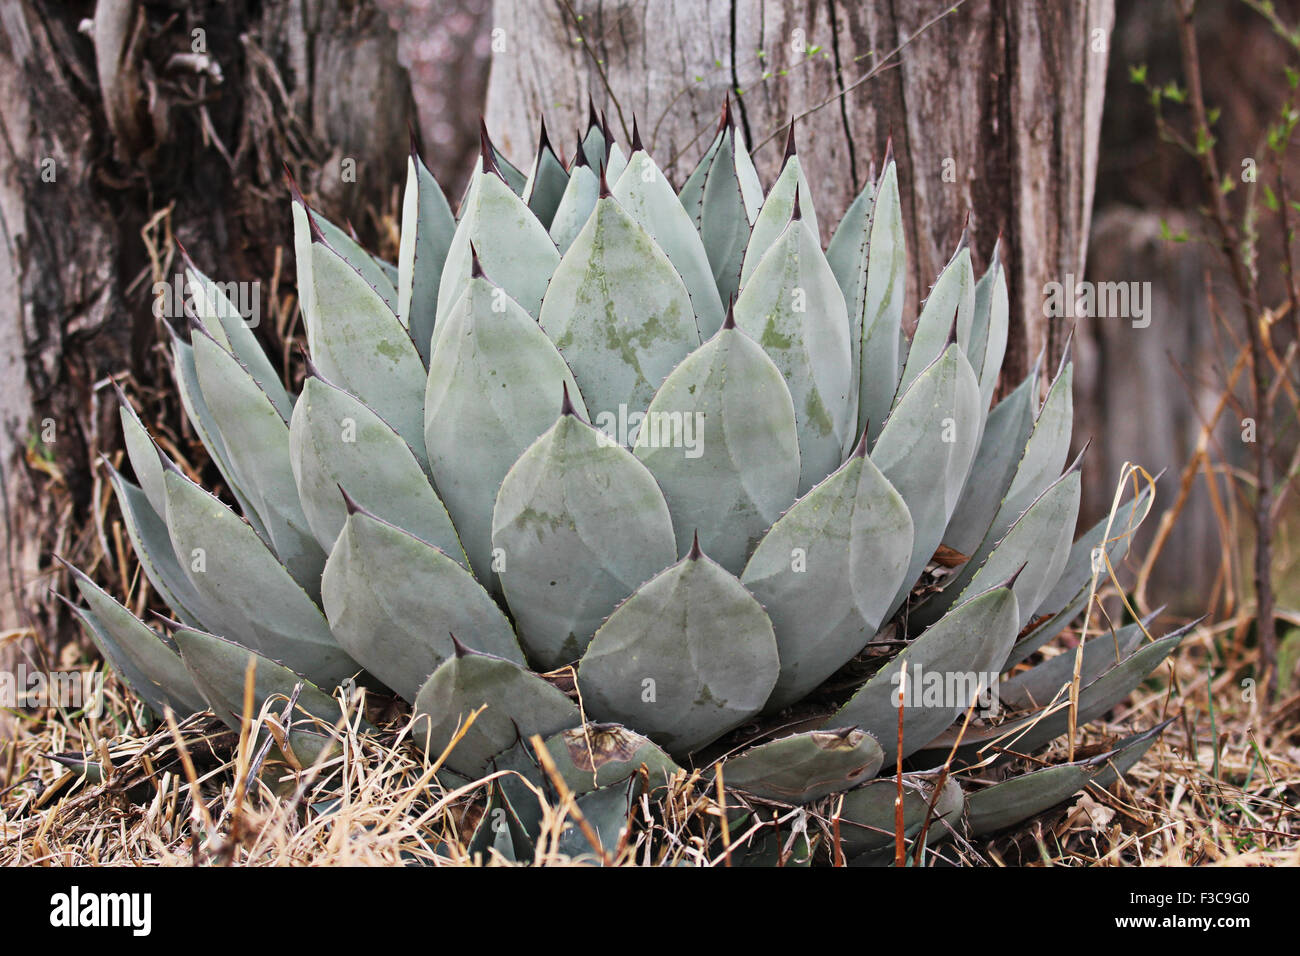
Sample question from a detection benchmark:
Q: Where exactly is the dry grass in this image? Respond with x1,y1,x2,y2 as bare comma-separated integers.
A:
1,609,1296,867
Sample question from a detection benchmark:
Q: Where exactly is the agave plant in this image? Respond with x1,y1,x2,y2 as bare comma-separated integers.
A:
62,100,1183,864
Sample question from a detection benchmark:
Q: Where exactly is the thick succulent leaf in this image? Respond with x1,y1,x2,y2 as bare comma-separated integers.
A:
633,323,800,574
698,128,755,307
614,149,725,337
192,329,325,594
539,195,700,424
1000,617,1148,712
678,126,723,223
581,119,610,178
118,398,167,518
986,360,1074,548
1002,489,1151,671
856,160,906,444
577,549,780,755
308,209,400,311
836,774,964,861
397,151,457,365
1091,722,1171,788
64,567,206,717
734,217,854,491
604,140,629,186
107,466,210,628
911,466,1082,632
290,374,462,560
468,778,534,864
321,507,523,702
523,132,569,230
966,762,1094,837
558,781,636,860
739,154,819,288
494,723,677,841
309,238,428,457
168,332,270,542
826,176,874,404
173,626,348,766
412,648,580,778
830,582,1019,762
184,263,293,419
942,367,1039,556
491,412,676,669
962,726,1169,838
964,242,1010,407
425,276,586,582
872,345,982,612
738,820,816,867
921,626,1189,761
896,243,974,402
490,142,528,196
720,728,883,803
160,468,358,686
548,161,599,254
741,446,913,709
1038,483,1153,620
510,724,678,798
440,170,560,322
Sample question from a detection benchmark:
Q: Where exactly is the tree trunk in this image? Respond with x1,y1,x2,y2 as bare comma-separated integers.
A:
0,0,415,748
485,0,1111,387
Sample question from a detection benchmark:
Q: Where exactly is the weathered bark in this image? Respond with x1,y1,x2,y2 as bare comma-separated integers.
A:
485,0,1111,387
0,0,415,747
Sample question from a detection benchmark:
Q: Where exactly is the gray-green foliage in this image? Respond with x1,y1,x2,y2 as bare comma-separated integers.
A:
67,106,1179,864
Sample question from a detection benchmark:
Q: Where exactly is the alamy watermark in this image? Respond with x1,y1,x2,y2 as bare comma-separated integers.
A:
594,404,705,457
0,664,103,717
891,664,1001,715
1042,273,1151,328
153,272,261,329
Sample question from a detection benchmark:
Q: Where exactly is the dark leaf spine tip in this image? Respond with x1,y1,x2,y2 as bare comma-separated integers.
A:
537,114,552,155
791,187,803,222
1065,438,1091,476
51,553,76,574
450,634,475,658
587,94,600,132
882,134,894,170
298,345,325,380
109,378,131,409
956,211,971,253
282,162,306,204
408,122,421,160
851,426,870,458
338,484,363,515
1001,562,1028,590
469,241,486,279
600,108,613,145
687,531,702,560
158,444,183,475
631,115,644,152
783,116,797,161
306,208,328,245
719,92,733,132
345,218,362,244
721,299,737,330
174,238,197,272
1057,328,1075,371
51,590,82,615
572,138,590,169
560,381,578,417
478,119,503,179
946,307,959,346
598,161,612,198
